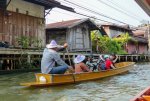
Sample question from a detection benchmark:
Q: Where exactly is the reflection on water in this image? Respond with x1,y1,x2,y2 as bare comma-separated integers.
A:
0,62,150,101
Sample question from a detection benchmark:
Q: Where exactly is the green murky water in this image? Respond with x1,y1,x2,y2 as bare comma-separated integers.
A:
0,62,150,101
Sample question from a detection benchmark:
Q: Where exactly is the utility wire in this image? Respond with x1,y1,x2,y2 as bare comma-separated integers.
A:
107,0,144,20
54,0,147,31
46,9,86,19
62,0,128,24
97,0,141,22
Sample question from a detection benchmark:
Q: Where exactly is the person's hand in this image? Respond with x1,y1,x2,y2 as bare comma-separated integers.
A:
116,55,118,58
63,43,68,48
68,66,74,73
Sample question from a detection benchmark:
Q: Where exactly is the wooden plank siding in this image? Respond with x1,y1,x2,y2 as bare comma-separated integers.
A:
69,24,91,51
0,9,45,47
46,23,92,52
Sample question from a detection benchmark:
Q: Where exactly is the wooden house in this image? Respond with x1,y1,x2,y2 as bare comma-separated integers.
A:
46,19,100,52
0,0,74,48
101,23,148,54
131,26,149,54
101,23,133,38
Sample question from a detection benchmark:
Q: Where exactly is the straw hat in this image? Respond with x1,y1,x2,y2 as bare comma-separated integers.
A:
74,55,85,64
46,40,59,49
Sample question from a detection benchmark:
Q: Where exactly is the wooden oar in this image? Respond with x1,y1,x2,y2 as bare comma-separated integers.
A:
65,48,75,74
66,48,72,66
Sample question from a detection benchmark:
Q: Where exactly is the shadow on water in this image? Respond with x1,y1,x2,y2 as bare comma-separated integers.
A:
0,62,150,101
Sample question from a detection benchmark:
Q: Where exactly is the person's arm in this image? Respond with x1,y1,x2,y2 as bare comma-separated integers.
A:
112,55,118,63
110,64,116,69
110,61,116,69
57,43,68,51
99,55,105,61
53,53,69,67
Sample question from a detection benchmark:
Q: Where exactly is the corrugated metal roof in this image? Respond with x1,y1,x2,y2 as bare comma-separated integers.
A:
46,19,81,29
46,18,99,29
132,26,148,37
100,23,132,31
131,36,148,43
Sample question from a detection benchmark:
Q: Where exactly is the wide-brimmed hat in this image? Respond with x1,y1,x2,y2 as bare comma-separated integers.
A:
74,55,85,64
46,40,59,49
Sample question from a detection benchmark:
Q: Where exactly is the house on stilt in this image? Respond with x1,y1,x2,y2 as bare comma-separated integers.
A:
101,23,148,54
46,18,101,52
0,0,74,48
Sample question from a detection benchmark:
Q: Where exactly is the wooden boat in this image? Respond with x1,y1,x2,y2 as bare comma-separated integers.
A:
130,86,150,101
20,62,135,87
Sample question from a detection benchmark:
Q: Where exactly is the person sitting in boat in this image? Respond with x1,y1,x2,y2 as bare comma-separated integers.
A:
41,40,74,74
74,55,92,73
86,56,97,71
98,54,117,70
97,55,107,70
109,53,118,63
104,55,116,70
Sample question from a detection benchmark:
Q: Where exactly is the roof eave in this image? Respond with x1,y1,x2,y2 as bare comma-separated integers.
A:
23,0,75,12
135,0,150,16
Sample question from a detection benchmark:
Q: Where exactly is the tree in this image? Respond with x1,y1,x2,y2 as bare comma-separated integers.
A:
91,31,130,54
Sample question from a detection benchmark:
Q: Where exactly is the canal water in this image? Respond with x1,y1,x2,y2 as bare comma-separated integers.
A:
0,62,150,101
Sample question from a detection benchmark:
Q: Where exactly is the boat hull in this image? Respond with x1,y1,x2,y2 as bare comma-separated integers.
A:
20,62,135,87
130,86,150,101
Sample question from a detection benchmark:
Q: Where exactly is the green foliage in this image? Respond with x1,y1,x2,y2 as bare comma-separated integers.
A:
113,33,131,46
16,35,42,49
16,36,30,48
91,31,130,54
32,37,43,49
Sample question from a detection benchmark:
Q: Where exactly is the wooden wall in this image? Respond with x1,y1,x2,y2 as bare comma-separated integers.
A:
7,0,44,18
46,24,92,52
138,43,148,54
126,42,137,54
67,23,91,52
126,41,148,54
0,9,45,47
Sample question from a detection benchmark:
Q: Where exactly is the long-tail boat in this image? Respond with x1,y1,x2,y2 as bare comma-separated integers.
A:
20,62,135,87
130,86,150,101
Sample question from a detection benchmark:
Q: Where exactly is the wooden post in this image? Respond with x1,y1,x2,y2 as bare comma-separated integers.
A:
27,54,31,63
131,56,133,61
126,56,128,61
118,55,120,62
147,24,150,61
136,56,138,61
63,53,65,60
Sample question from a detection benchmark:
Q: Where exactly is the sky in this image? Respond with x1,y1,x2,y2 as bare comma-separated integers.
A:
45,0,150,27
